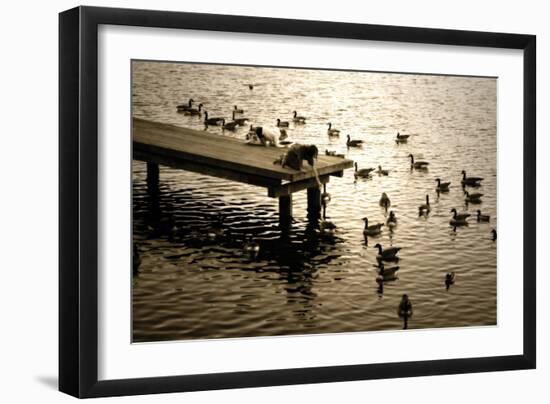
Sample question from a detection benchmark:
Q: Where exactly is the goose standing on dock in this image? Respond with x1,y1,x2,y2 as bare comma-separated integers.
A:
461,170,484,186
379,192,391,209
327,123,340,136
408,154,429,169
346,135,364,147
276,118,290,128
377,165,389,176
354,162,375,178
477,210,490,222
464,190,483,203
176,98,194,112
204,111,225,125
374,243,401,261
362,217,384,236
293,111,307,123
435,178,451,192
418,194,431,214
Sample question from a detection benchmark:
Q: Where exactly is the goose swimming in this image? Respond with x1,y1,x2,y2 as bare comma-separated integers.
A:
379,192,391,209
464,190,483,203
374,243,401,261
461,170,484,186
327,123,340,136
354,162,375,178
387,210,397,227
445,272,455,289
276,118,290,128
398,294,413,318
362,217,384,236
293,111,307,123
435,178,451,192
346,135,364,147
377,165,389,175
396,132,410,142
408,154,429,169
233,105,244,114
222,119,238,131
176,98,194,112
186,103,203,116
491,229,497,241
204,111,225,125
476,210,490,222
325,149,345,158
450,208,469,226
232,110,248,125
418,194,431,214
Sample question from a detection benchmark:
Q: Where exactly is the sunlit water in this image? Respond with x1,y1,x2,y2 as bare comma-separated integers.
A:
132,61,497,342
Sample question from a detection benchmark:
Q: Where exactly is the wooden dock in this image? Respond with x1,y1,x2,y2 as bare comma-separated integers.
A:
133,118,354,224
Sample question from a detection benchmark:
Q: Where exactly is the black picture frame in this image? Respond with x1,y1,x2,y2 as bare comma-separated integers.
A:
59,6,536,398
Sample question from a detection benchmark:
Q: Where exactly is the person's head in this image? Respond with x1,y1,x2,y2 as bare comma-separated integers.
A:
304,145,318,166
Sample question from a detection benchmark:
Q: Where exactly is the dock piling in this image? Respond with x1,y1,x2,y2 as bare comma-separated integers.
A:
146,162,159,195
279,195,293,228
307,186,321,220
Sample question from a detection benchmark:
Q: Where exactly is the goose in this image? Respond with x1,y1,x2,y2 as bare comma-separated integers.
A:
322,192,332,206
233,105,244,114
327,123,340,136
354,162,375,178
435,178,451,192
464,190,483,203
232,110,248,125
476,210,490,222
396,132,410,142
491,229,497,241
398,294,413,318
377,262,400,277
222,119,239,131
461,170,484,186
379,192,391,209
450,208,469,226
247,84,254,90
346,135,364,147
204,111,225,125
418,194,431,214
374,243,401,261
276,118,290,128
320,220,337,234
387,210,397,227
176,98,194,112
325,149,345,158
293,111,307,123
450,208,470,221
362,217,384,236
243,235,260,259
186,103,203,116
408,154,429,169
445,272,455,289
377,165,389,176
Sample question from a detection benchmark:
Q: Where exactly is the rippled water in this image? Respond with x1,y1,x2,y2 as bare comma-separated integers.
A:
132,61,497,342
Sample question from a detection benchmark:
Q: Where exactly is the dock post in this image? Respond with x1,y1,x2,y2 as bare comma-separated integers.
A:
307,186,321,220
279,195,293,228
146,162,159,195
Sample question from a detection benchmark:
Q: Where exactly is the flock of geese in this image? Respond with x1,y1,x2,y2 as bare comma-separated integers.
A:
175,96,496,327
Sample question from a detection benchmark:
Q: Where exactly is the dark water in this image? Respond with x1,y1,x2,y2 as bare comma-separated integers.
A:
132,61,497,342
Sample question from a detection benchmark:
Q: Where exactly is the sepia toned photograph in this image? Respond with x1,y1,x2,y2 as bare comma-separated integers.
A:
131,60,497,343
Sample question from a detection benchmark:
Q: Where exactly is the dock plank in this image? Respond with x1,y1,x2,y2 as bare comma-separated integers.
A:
133,118,353,184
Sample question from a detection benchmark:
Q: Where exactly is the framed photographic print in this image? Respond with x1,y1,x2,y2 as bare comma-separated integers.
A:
59,6,536,398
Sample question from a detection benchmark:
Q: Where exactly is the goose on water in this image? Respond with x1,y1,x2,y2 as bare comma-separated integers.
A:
325,149,345,158
387,210,397,227
354,162,375,178
243,235,260,259
461,170,484,186
396,132,410,142
418,194,431,214
491,229,497,241
435,178,451,192
408,154,429,169
379,192,391,209
398,294,413,318
327,123,340,136
204,111,225,125
450,208,469,226
445,272,455,289
362,217,384,236
377,165,389,176
176,98,194,112
222,119,239,131
376,262,400,283
186,103,203,116
346,135,364,147
477,210,490,222
293,111,307,123
276,118,290,128
464,190,483,203
232,110,248,125
233,105,244,114
374,243,401,261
